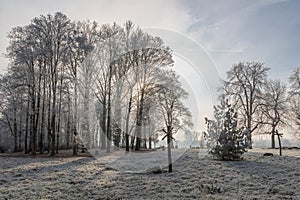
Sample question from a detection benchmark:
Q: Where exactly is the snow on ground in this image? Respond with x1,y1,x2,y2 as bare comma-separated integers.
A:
0,148,299,199
105,148,186,173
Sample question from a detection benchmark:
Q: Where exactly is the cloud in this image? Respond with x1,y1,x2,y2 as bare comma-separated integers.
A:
182,0,300,81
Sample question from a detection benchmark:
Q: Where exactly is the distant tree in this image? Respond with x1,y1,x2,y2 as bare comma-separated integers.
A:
206,99,247,161
289,67,300,137
184,130,201,148
261,79,287,148
221,62,270,148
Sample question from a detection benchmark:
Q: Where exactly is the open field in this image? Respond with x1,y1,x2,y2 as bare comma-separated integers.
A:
0,148,299,199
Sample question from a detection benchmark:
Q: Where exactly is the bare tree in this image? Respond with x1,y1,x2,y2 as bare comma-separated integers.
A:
289,67,300,137
0,70,25,152
1,14,190,158
221,62,270,148
261,79,287,148
155,69,193,172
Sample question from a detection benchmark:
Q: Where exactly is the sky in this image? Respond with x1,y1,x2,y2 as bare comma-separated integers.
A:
0,0,299,135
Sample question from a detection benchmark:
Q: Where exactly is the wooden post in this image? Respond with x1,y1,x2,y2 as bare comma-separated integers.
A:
276,130,283,156
167,125,172,172
162,126,173,172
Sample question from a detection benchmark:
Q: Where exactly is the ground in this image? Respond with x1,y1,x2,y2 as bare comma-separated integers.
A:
0,148,299,199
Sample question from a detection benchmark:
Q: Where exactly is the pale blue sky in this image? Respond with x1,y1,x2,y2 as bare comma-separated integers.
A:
0,0,299,133
1,0,299,79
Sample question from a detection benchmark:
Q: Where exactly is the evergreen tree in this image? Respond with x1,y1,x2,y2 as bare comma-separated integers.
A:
204,95,227,149
205,99,247,161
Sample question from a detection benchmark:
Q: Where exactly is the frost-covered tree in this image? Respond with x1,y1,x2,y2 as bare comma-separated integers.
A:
1,13,187,156
261,79,287,148
206,99,246,161
204,95,227,149
221,62,269,148
289,67,300,137
154,69,192,172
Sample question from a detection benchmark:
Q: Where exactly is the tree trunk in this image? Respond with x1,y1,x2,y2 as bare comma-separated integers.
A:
149,137,152,149
100,102,107,149
14,133,17,153
13,107,18,152
40,71,46,154
82,88,90,148
276,130,282,156
247,118,252,149
25,98,30,154
131,136,135,150
18,111,22,152
135,88,145,151
50,68,57,156
66,95,71,149
56,71,63,154
47,85,51,154
106,55,113,153
50,102,56,156
167,125,172,172
125,95,132,152
271,127,276,149
74,68,78,135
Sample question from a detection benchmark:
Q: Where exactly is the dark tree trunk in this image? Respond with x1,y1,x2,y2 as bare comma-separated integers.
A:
66,118,71,149
106,62,113,153
66,95,71,149
149,137,152,149
167,125,172,172
276,130,282,156
101,102,107,150
14,133,17,153
25,98,30,154
40,71,46,154
18,117,22,152
50,70,57,156
247,118,253,149
46,72,52,154
135,88,145,151
125,96,132,152
131,136,135,150
56,72,63,154
13,108,18,152
271,128,276,149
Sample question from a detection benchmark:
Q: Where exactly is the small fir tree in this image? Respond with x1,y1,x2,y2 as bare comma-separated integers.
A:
205,99,247,161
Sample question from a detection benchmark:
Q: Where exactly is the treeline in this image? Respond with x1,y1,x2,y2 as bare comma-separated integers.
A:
206,62,300,149
0,12,192,155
